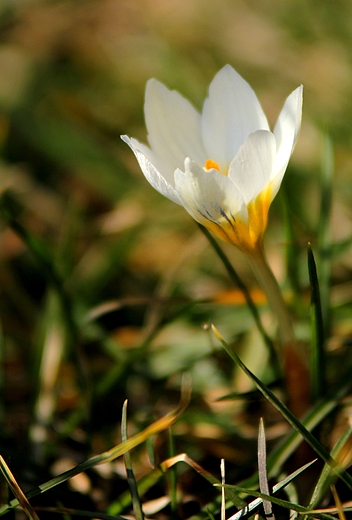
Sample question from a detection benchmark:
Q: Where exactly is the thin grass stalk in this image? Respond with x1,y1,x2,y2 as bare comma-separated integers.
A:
305,425,352,518
0,456,40,520
307,244,326,401
283,477,300,520
282,190,301,295
167,429,179,519
330,485,346,520
0,320,5,426
318,134,334,336
258,418,274,520
122,401,145,520
220,459,226,520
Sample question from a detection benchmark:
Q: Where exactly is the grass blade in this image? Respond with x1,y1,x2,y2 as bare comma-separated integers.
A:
330,484,347,520
167,429,179,518
122,400,145,520
258,418,274,519
318,134,334,334
308,244,326,400
221,459,226,520
282,190,301,295
0,456,40,520
307,424,352,514
211,324,352,490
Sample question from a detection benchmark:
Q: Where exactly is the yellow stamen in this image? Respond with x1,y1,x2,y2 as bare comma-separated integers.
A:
205,159,221,172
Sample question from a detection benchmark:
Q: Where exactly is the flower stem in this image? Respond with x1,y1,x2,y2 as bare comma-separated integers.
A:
247,246,310,417
247,247,295,346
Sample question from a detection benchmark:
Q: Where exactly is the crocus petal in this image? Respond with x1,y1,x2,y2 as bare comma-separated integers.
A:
272,85,303,199
174,159,257,249
121,135,182,205
145,79,206,171
228,130,276,205
122,135,176,187
201,65,270,170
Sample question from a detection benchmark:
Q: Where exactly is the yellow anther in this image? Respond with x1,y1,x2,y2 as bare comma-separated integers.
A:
204,159,221,172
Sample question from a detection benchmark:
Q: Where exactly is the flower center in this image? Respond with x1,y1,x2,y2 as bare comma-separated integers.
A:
204,159,221,172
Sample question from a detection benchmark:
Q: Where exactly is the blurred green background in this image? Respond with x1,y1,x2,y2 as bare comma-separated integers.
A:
1,0,352,516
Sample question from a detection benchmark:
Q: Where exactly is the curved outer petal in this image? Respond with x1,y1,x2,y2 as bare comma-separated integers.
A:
145,79,206,172
228,130,276,205
122,135,176,187
121,135,182,205
174,159,258,249
271,85,303,200
201,65,270,170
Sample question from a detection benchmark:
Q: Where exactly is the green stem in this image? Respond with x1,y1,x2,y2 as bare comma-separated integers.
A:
247,247,310,416
197,224,280,378
246,247,295,345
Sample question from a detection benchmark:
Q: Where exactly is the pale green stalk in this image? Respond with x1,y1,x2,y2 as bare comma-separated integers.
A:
246,246,295,346
246,245,309,414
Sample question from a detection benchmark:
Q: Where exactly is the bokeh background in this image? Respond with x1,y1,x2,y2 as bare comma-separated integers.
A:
1,0,352,516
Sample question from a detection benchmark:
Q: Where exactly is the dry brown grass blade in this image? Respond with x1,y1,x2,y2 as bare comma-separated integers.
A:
0,456,40,520
331,484,346,520
159,452,245,508
308,501,352,515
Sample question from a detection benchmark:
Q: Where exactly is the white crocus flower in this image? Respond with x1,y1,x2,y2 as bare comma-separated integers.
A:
121,65,302,254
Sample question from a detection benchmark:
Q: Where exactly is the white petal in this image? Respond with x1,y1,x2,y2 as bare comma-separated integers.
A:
228,130,276,204
121,135,182,205
272,85,303,198
201,65,269,169
145,79,206,171
174,158,247,225
122,135,176,187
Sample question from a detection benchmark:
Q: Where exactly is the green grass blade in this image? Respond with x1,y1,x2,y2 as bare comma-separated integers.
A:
307,244,326,400
108,466,163,516
307,425,352,514
258,419,273,519
122,400,145,520
282,191,301,295
318,134,334,333
167,429,179,518
0,456,40,520
212,324,352,490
